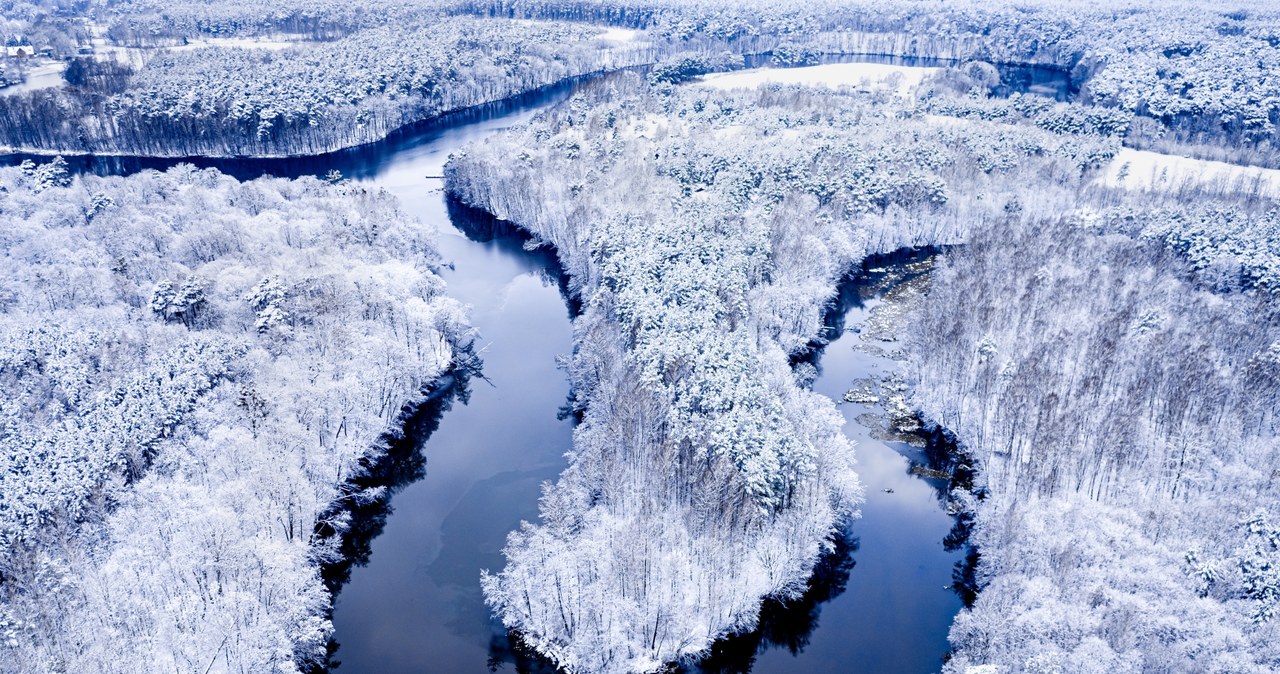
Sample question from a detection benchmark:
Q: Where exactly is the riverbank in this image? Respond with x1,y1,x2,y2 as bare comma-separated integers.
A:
0,78,597,673
906,204,1280,671
316,122,583,674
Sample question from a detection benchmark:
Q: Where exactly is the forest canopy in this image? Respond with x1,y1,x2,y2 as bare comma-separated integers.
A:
0,160,471,673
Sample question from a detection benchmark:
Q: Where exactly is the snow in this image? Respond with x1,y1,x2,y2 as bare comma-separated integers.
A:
1100,148,1280,197
596,27,640,43
713,124,751,140
619,113,671,139
167,36,303,51
923,113,973,128
0,61,66,96
86,35,306,67
697,63,940,96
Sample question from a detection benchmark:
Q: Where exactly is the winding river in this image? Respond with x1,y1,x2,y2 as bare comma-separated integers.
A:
308,96,969,674
0,54,1071,673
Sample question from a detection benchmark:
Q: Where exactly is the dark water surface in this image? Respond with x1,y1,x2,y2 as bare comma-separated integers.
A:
1,57,1008,673
320,107,582,673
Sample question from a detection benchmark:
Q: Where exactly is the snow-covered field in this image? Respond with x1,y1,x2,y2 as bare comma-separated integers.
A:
88,35,306,66
0,61,67,96
1101,147,1280,197
596,27,640,42
698,62,940,95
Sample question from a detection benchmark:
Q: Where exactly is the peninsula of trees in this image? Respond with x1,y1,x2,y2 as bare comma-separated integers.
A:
444,69,1129,671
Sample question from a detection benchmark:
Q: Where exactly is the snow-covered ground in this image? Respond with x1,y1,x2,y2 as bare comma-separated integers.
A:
88,35,306,67
618,112,676,140
0,60,67,96
1101,147,1280,198
596,27,640,42
922,112,1280,199
168,36,302,51
697,62,940,96
922,113,972,128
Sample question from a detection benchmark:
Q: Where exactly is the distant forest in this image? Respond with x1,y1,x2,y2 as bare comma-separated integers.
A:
0,0,1277,161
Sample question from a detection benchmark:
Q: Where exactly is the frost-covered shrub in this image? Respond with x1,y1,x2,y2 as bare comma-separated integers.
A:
647,51,742,85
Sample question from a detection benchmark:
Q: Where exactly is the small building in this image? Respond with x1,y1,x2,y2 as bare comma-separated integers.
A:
5,45,34,58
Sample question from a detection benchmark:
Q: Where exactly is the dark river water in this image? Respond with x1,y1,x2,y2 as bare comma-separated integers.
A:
0,54,1055,673
318,110,582,673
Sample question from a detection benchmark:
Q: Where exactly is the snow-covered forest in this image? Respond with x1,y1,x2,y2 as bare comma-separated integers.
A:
909,191,1280,673
3,0,1280,160
441,18,1279,667
0,160,470,672
1,0,1279,673
0,15,652,156
456,0,1280,161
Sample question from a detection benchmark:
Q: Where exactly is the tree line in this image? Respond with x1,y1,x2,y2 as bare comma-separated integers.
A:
0,16,657,157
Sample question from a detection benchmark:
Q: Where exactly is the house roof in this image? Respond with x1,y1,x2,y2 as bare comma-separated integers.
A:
6,45,34,57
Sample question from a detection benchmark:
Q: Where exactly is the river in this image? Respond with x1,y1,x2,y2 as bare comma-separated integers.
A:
319,117,582,672
0,55,1038,673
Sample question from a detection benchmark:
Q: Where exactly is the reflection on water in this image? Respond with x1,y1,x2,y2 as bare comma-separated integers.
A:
323,149,580,673
317,372,471,598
